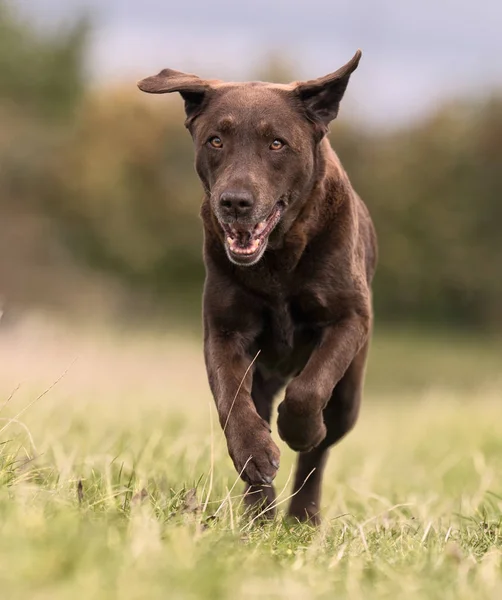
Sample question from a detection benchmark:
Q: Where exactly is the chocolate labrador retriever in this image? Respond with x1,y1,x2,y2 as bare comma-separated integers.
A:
138,50,377,523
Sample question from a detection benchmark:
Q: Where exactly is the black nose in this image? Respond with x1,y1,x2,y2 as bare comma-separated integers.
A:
219,190,254,218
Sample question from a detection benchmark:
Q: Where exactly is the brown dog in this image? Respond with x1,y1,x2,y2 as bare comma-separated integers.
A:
138,50,377,523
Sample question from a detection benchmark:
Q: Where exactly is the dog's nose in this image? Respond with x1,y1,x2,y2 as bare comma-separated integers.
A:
219,190,254,218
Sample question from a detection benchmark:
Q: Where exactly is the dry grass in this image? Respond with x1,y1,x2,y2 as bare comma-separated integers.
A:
0,317,501,599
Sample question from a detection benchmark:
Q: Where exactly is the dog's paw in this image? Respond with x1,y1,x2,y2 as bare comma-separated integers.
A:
277,400,326,452
227,415,280,485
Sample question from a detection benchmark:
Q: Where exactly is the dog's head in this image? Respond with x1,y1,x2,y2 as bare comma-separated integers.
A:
138,51,361,266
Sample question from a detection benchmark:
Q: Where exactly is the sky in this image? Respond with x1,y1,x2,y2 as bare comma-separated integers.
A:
20,0,502,125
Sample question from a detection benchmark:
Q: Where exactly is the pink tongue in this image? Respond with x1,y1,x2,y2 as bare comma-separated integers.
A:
236,230,252,247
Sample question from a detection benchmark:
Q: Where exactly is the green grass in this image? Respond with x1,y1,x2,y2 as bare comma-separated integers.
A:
0,320,501,599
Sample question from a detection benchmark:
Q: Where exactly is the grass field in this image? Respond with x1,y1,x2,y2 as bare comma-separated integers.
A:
0,318,501,599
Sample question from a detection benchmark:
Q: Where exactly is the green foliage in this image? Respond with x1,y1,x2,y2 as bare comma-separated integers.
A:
47,90,205,305
0,2,88,120
334,100,502,328
0,2,88,203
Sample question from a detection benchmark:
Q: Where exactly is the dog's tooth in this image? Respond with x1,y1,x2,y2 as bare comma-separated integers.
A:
255,221,266,235
227,237,233,245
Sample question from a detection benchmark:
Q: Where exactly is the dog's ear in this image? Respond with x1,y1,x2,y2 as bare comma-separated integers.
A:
295,50,362,128
137,68,216,125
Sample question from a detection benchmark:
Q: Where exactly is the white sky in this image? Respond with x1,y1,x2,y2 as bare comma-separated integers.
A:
20,0,502,124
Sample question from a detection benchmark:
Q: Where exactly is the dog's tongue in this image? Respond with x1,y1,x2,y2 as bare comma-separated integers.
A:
235,229,252,247
224,217,272,256
231,220,267,244
226,225,262,255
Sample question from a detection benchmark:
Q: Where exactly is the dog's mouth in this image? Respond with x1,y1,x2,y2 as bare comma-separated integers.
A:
221,202,284,265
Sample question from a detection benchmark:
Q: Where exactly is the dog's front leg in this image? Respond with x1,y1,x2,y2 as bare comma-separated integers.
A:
204,325,280,485
277,310,370,452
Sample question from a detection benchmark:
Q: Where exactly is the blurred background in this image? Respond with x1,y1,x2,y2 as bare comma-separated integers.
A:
1,0,502,342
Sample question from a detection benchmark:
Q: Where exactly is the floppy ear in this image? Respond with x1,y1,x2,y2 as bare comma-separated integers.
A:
295,50,362,128
137,68,214,125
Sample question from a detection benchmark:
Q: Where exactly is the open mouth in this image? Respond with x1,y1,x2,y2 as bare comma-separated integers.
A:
221,202,284,265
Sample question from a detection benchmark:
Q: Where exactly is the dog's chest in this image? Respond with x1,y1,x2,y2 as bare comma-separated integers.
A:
251,292,326,378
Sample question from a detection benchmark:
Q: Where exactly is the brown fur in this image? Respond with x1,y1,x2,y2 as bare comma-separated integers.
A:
138,50,377,524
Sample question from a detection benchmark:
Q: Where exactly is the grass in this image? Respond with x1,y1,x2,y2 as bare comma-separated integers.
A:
0,318,501,599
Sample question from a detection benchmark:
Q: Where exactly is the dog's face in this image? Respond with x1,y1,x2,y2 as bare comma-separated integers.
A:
138,51,361,266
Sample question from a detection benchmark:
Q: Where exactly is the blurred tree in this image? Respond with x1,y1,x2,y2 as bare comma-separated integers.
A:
0,2,88,120
0,1,92,312
337,98,502,329
46,88,205,316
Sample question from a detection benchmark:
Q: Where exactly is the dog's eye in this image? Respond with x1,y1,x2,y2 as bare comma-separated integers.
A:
208,136,223,149
270,139,285,150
